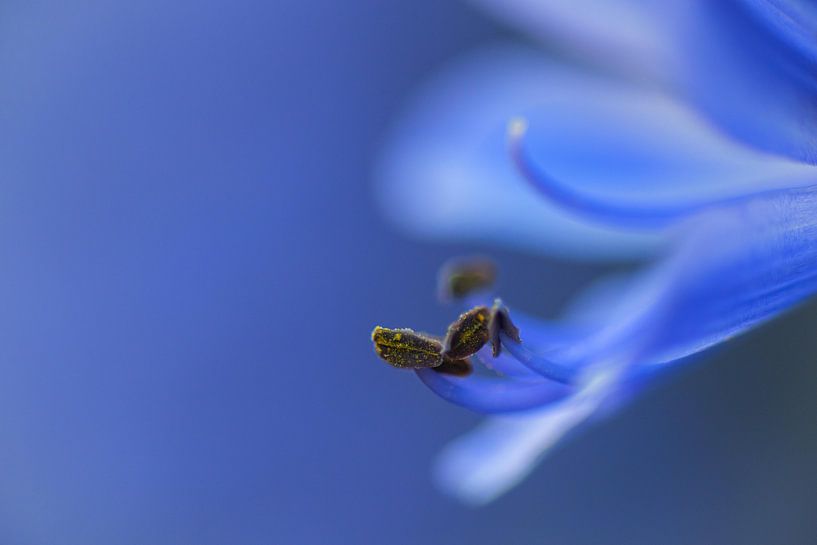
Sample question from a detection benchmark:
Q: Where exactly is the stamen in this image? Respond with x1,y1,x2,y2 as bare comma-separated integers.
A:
499,332,579,385
371,326,444,369
488,299,520,357
443,306,491,360
473,348,540,379
434,357,473,377
438,257,497,301
508,117,693,229
415,367,574,413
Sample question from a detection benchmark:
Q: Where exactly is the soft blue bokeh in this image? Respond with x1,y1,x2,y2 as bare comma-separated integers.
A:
1,1,817,544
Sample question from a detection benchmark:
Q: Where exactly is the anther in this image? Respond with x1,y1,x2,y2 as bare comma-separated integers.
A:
442,306,491,360
438,257,497,301
371,326,444,369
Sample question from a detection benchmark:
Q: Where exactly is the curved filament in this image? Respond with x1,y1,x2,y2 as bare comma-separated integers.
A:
499,332,580,384
508,118,707,229
415,368,574,414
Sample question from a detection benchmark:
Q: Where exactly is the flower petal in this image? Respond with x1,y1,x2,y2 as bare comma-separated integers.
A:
638,184,817,363
429,184,817,503
567,184,817,369
468,0,677,80
436,186,817,398
673,1,817,163
470,1,817,163
738,0,817,64
376,47,816,258
433,371,615,504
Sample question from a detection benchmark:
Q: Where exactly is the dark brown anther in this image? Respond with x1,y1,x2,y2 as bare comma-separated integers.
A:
433,357,473,377
438,258,497,301
442,306,491,360
488,299,521,357
371,326,444,369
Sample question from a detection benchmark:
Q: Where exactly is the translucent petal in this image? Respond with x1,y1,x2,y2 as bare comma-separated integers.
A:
433,371,615,504
559,272,636,325
441,186,817,392
569,185,817,368
376,46,817,258
738,0,817,64
637,184,817,363
468,0,678,81
470,2,817,163
675,1,817,163
429,185,817,502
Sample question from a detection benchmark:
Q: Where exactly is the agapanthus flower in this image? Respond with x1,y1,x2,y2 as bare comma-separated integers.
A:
372,1,817,505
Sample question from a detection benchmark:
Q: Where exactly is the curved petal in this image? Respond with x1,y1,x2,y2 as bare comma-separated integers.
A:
433,371,615,504
559,272,636,325
641,185,817,362
673,0,817,163
467,0,678,81
429,184,817,503
470,1,817,163
438,185,817,392
738,0,817,64
571,184,817,368
376,46,817,258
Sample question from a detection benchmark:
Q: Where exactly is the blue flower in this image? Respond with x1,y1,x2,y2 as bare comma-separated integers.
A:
373,1,817,504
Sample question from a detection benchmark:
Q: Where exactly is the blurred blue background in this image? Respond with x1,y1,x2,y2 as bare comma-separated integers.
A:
1,1,817,544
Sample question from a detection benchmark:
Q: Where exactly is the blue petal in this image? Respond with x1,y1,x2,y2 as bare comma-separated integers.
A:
470,2,817,163
437,185,817,389
500,184,817,371
430,184,817,501
468,0,677,80
433,371,616,504
629,184,817,364
559,272,636,325
376,47,817,258
738,0,817,64
674,1,817,163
